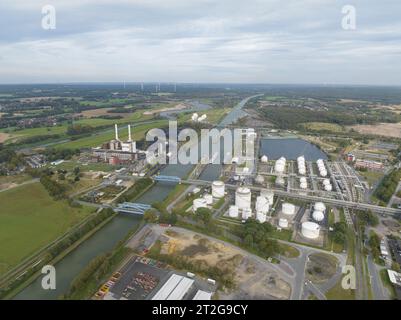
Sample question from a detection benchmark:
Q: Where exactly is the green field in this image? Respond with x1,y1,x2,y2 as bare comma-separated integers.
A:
0,182,94,275
55,120,168,149
0,111,153,143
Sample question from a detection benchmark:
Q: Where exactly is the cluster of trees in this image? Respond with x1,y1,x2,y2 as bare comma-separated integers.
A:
374,169,401,204
331,222,347,245
358,211,379,227
0,144,25,171
368,231,381,262
259,106,399,130
66,124,95,136
238,219,280,258
116,177,153,203
40,174,66,200
44,148,80,161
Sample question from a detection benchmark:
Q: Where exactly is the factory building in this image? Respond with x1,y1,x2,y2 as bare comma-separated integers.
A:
91,124,138,164
355,159,384,171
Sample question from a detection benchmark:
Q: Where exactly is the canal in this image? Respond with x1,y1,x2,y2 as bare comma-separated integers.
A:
15,96,259,300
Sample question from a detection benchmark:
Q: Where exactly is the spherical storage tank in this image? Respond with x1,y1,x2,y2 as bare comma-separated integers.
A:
204,194,213,205
300,182,308,189
279,218,288,228
229,205,239,218
301,222,320,239
312,210,325,222
193,198,207,211
255,196,269,214
314,202,326,212
212,181,225,198
282,203,295,215
235,187,251,210
323,179,330,186
261,155,268,163
324,184,332,191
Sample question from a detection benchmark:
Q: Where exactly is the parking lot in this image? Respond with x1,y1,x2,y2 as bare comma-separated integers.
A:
105,256,170,300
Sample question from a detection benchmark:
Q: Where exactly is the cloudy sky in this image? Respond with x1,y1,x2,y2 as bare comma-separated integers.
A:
0,0,401,85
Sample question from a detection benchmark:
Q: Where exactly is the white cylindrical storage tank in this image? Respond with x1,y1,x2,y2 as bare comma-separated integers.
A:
261,155,268,163
235,187,251,210
301,222,320,239
299,167,306,175
255,196,269,214
204,194,213,205
300,182,308,189
278,218,288,228
282,203,295,215
312,210,325,222
300,177,307,183
256,211,266,223
193,198,207,211
319,169,327,177
242,208,252,220
228,205,239,218
314,202,326,212
324,184,332,191
191,113,199,121
212,180,225,198
323,179,330,186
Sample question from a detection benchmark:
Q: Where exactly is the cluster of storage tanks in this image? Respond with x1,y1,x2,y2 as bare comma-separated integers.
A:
299,201,326,239
191,113,207,122
316,159,327,177
322,178,333,192
228,187,274,223
192,181,225,212
299,177,308,190
274,157,286,174
297,156,306,175
312,202,326,222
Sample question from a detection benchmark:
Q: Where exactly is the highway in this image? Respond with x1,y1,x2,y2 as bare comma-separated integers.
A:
180,179,401,215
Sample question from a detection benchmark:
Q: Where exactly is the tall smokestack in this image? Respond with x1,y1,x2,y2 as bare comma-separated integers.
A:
128,125,132,141
115,124,119,140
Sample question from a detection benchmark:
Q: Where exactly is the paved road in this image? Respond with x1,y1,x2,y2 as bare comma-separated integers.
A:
367,254,389,300
277,239,346,300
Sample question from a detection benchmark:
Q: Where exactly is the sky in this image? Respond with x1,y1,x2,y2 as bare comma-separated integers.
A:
0,0,401,85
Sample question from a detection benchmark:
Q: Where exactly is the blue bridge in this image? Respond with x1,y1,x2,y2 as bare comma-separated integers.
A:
115,202,152,215
153,175,181,183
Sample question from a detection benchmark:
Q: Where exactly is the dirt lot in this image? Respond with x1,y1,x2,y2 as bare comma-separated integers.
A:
0,132,13,143
78,108,114,118
349,122,401,138
159,229,291,300
306,253,338,284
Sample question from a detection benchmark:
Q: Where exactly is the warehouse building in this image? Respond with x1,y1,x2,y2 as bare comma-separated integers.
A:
151,274,194,300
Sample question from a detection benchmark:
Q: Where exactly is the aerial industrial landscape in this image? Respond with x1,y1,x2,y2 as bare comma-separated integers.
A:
1,84,401,301
1,0,401,309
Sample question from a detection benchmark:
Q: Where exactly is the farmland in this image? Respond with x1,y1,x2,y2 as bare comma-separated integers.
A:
0,182,94,275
